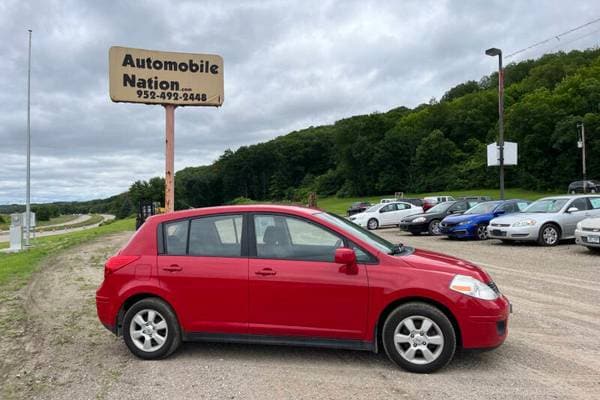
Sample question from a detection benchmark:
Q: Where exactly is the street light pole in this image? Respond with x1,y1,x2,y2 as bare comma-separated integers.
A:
486,47,505,200
25,29,32,247
577,122,587,193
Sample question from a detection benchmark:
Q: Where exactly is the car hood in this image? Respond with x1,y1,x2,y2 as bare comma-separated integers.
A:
404,248,491,282
581,217,600,229
442,213,489,224
402,212,441,221
490,212,553,224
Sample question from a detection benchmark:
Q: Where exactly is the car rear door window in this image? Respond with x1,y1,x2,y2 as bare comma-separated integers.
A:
189,215,243,257
589,198,600,209
164,220,189,255
254,215,342,261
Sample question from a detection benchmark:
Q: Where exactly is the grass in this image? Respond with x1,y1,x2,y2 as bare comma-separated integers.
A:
317,188,563,215
0,218,135,287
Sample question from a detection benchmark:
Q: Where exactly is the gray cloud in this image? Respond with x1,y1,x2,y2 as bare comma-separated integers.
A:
2,0,600,203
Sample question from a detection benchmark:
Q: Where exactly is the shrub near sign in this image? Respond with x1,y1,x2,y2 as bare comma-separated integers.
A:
109,46,224,106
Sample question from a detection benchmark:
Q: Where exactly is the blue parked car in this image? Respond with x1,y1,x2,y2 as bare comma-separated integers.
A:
439,200,530,240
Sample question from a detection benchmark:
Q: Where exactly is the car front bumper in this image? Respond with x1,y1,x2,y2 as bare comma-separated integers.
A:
439,224,477,238
575,228,600,248
459,295,511,349
399,221,428,234
487,224,539,241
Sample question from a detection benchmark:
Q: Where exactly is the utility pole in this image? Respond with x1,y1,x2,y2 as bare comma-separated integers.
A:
577,122,587,193
486,47,505,200
25,29,32,246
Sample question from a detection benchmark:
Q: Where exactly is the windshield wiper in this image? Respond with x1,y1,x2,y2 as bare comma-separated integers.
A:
389,243,405,255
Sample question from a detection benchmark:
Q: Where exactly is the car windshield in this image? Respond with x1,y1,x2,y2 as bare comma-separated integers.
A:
524,198,569,213
464,201,500,215
426,202,453,214
316,212,397,254
365,204,381,213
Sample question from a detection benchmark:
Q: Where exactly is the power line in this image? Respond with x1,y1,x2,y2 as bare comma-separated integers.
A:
547,26,600,52
505,16,600,59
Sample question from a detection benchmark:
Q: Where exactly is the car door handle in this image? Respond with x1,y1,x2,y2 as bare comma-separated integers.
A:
255,268,276,276
162,264,182,272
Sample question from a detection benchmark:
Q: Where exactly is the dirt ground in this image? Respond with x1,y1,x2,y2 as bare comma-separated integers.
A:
0,229,599,399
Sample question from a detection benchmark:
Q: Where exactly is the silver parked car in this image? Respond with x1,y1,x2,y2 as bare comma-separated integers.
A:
575,217,600,252
487,195,600,246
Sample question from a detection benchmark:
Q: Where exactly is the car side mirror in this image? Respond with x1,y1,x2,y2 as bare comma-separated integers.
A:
495,210,506,216
450,210,463,214
566,207,579,213
335,248,358,274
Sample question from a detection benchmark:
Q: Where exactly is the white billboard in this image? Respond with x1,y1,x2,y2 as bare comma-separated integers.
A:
487,142,517,166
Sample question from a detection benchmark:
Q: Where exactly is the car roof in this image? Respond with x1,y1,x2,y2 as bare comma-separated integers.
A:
539,194,600,200
148,204,319,223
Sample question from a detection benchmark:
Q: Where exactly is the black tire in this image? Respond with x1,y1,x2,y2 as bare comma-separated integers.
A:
538,223,560,246
570,190,576,194
122,297,181,360
367,218,379,230
475,224,488,240
382,302,456,373
428,220,441,236
591,188,597,193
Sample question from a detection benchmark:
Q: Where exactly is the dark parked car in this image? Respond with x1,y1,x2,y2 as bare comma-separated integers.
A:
399,200,480,235
568,180,599,194
347,202,371,216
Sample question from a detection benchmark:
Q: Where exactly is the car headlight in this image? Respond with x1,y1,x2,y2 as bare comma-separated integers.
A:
412,217,426,223
458,220,472,226
576,221,582,230
450,274,498,300
512,219,537,227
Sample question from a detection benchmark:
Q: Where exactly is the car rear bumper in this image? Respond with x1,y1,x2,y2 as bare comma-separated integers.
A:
96,292,117,334
487,225,538,241
575,228,600,248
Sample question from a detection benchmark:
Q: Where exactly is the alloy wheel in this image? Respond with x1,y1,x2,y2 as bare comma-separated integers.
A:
429,220,441,235
368,219,378,230
393,316,444,365
129,309,169,352
476,225,488,240
542,226,558,245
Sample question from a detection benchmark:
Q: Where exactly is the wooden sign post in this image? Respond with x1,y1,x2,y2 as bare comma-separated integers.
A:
109,46,224,212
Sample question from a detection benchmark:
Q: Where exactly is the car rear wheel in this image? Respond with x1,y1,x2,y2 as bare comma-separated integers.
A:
428,220,441,235
367,218,379,230
382,302,456,373
123,297,181,360
538,224,560,246
476,224,488,240
570,190,576,194
591,188,597,193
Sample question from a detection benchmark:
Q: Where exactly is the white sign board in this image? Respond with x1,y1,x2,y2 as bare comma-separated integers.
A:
487,142,517,166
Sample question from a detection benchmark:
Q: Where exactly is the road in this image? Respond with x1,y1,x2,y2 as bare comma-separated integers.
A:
0,214,114,245
0,228,598,399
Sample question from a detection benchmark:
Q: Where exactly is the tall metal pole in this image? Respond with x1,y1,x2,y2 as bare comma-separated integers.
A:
25,29,32,246
578,122,587,193
497,52,505,200
164,105,175,213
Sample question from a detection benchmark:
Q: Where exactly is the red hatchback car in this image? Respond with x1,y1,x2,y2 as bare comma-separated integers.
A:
96,205,510,373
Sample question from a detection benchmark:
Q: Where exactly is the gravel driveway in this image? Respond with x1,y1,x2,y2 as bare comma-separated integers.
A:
1,228,598,399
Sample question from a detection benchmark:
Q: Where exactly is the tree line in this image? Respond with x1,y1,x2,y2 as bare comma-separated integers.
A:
4,48,599,217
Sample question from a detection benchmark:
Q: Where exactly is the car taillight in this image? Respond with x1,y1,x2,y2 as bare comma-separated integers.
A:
104,255,140,278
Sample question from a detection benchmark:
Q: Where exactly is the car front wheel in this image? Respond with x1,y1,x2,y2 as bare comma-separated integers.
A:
123,297,181,360
538,224,560,246
382,302,456,373
476,224,488,240
428,220,441,235
367,218,379,230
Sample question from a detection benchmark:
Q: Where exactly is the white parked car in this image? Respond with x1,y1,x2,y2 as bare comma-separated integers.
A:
575,217,600,252
348,201,423,230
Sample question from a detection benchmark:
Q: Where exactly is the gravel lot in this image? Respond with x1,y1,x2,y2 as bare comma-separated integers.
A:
1,229,599,399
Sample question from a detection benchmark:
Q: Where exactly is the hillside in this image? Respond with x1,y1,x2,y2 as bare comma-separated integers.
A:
7,48,599,216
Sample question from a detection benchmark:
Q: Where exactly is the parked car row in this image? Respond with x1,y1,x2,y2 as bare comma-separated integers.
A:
396,194,600,252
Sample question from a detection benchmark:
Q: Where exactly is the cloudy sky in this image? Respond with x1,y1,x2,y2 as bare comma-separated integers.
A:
2,0,600,204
